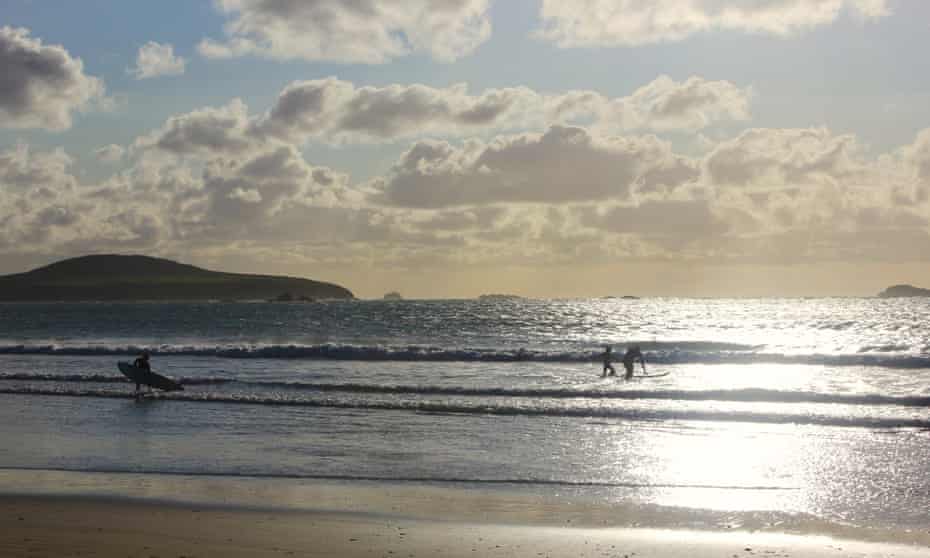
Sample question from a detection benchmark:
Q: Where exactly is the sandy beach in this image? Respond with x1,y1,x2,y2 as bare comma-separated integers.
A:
2,471,928,558
4,494,929,558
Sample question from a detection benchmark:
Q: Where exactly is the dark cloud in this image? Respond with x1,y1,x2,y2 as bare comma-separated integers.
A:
374,125,698,207
136,99,254,156
0,26,105,130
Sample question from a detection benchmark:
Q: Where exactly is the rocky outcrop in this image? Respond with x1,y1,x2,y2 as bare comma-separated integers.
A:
877,284,930,298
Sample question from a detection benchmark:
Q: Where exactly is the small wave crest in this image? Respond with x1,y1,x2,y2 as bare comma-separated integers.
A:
0,373,231,385
2,386,928,430
1,342,929,368
3,374,930,408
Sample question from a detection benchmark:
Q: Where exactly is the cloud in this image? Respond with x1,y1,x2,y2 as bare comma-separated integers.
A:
0,143,77,195
183,145,359,242
134,99,255,156
199,0,491,64
13,114,930,284
132,76,750,164
372,125,699,207
588,199,730,251
94,144,125,163
256,78,541,143
0,26,106,131
0,144,84,247
536,0,891,47
129,41,186,79
704,127,864,189
902,129,930,186
610,75,751,131
255,75,750,145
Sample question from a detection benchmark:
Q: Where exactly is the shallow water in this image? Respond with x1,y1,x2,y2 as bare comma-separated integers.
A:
1,299,929,532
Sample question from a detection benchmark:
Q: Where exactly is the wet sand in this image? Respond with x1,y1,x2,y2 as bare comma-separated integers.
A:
3,492,929,558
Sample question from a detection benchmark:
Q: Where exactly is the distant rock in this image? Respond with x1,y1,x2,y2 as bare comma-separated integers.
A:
383,291,403,300
0,254,354,301
877,284,930,298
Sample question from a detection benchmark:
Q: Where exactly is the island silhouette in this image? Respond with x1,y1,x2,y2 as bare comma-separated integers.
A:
877,284,930,297
0,254,354,301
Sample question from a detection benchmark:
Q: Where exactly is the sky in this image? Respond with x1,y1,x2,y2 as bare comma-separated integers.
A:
2,0,930,298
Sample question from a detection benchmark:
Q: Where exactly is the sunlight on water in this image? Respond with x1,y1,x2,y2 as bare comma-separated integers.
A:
1,299,930,531
637,422,811,512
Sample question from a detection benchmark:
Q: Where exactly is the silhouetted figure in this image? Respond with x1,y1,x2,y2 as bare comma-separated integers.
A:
132,351,151,397
623,346,645,380
602,345,616,377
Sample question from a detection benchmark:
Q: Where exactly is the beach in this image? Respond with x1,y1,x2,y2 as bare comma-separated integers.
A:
3,473,929,558
2,299,930,556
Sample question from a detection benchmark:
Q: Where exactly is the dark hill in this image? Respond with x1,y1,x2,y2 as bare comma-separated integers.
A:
877,284,930,298
0,255,354,301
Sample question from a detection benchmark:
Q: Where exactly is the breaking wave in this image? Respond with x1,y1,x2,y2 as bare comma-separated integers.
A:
1,342,929,368
1,386,928,430
3,373,930,408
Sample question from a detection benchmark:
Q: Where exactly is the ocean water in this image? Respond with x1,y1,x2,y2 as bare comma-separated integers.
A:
1,298,929,534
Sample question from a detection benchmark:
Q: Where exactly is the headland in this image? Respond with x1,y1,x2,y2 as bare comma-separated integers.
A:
0,254,354,301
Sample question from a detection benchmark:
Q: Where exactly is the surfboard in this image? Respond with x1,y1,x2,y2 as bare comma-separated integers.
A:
636,371,670,378
118,361,183,392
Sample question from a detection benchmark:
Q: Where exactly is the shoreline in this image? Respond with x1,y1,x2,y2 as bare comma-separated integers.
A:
1,468,928,557
3,493,928,558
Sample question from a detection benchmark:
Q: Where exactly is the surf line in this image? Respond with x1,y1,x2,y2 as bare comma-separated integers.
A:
2,387,930,430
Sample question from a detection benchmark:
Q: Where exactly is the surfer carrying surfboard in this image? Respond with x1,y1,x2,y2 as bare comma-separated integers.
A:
132,351,151,394
622,346,646,380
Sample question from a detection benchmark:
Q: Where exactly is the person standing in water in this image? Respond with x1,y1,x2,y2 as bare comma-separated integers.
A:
132,351,151,396
601,345,616,377
622,346,645,380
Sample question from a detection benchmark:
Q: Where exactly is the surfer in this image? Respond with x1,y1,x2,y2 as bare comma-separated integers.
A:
133,351,151,372
132,351,151,396
601,345,616,377
622,346,645,380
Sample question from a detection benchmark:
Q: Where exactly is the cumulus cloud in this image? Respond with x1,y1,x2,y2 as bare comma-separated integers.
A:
902,128,930,186
178,145,359,243
129,41,186,79
0,144,84,248
0,143,77,195
199,0,491,64
537,0,891,47
705,127,865,189
0,26,106,130
94,144,125,163
134,99,255,156
255,75,750,145
609,75,751,131
133,76,750,162
12,119,930,284
256,78,542,143
372,125,700,207
585,199,730,252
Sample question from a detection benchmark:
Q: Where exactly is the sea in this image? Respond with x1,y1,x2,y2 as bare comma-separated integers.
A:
1,298,929,537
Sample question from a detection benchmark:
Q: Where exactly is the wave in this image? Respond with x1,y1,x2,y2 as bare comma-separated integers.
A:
1,342,930,368
0,373,232,386
0,341,749,362
3,373,930,408
0,465,796,492
2,387,929,429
